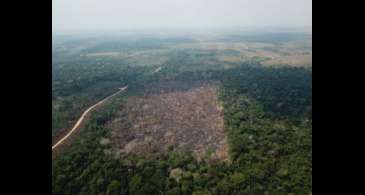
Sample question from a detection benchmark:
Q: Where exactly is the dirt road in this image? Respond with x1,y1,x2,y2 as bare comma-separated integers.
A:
52,86,128,150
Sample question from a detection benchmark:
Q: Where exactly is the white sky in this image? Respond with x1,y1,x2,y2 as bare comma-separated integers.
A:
52,0,312,32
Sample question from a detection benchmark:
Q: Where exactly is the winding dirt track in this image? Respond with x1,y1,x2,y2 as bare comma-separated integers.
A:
52,86,128,150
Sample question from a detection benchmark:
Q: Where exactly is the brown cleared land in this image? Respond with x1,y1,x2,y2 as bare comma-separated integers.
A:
262,54,312,67
108,81,229,163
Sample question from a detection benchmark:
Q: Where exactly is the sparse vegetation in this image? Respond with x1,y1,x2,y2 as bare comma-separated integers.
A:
108,81,228,162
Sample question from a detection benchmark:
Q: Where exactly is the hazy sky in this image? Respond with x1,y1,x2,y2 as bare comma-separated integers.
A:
52,0,311,32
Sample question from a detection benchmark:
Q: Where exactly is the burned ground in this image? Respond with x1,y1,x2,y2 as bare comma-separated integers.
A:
108,81,229,162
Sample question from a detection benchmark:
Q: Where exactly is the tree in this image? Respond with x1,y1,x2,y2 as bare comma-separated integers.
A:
106,180,121,195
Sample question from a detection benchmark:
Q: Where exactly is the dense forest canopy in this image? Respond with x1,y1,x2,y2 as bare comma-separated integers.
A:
52,32,312,195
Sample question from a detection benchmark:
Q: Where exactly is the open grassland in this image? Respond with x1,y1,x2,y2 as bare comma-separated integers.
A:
170,39,311,67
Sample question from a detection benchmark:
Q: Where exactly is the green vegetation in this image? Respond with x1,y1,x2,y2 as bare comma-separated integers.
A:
52,55,155,135
53,33,311,194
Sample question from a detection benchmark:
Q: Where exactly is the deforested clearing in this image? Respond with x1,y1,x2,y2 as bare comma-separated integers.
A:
108,81,229,162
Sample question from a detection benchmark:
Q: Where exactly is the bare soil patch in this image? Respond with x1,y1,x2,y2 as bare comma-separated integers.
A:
108,81,229,162
262,54,312,67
